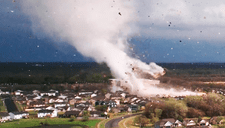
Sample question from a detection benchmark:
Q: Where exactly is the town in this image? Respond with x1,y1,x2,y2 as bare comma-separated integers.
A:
0,81,225,128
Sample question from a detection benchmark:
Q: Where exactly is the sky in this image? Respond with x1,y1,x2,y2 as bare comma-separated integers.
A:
1,0,225,63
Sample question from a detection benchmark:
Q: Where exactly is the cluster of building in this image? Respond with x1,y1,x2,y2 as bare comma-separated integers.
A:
155,116,225,128
0,88,149,122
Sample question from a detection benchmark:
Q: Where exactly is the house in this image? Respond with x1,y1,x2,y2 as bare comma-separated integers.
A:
55,98,65,103
0,112,10,122
37,109,57,118
25,106,47,111
95,100,106,106
87,106,96,111
72,106,87,111
127,104,138,112
210,116,225,125
114,99,120,105
111,107,126,113
74,102,91,108
91,93,97,98
174,96,185,100
69,99,77,105
9,111,29,120
15,96,26,104
58,95,68,101
48,97,57,103
46,106,55,110
56,106,71,112
110,93,122,100
26,95,36,101
29,100,45,107
155,118,175,128
174,120,183,127
183,118,198,127
33,96,42,100
15,90,23,96
90,111,103,117
120,92,127,98
106,100,117,108
48,90,58,96
138,100,147,106
64,111,81,117
40,92,48,97
105,93,111,99
54,102,69,108
75,96,82,100
32,90,40,95
199,119,210,126
91,96,105,105
78,90,93,96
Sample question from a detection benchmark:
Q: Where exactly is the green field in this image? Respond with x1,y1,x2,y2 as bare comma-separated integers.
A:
0,118,101,128
15,101,23,111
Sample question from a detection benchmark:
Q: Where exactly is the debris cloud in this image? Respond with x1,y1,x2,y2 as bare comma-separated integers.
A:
22,0,197,97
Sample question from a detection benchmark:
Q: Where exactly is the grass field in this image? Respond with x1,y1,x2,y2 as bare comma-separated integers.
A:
118,115,153,128
0,118,101,128
15,101,23,111
118,116,138,128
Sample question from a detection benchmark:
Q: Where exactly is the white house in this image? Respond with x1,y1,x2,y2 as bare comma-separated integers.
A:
46,106,55,110
186,120,197,126
155,118,175,128
91,93,97,98
75,96,82,100
90,111,102,117
37,109,57,118
9,112,29,120
48,98,56,104
54,102,69,108
78,91,93,95
15,90,23,96
58,95,67,100
48,91,56,96
33,96,42,100
0,112,10,122
33,90,40,94
174,120,183,127
55,99,64,103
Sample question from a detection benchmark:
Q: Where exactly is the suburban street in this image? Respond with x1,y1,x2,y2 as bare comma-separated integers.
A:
105,113,141,128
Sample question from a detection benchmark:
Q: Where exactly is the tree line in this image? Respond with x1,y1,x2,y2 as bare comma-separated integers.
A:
144,93,225,123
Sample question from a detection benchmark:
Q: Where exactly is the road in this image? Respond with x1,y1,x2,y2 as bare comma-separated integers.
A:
105,113,141,128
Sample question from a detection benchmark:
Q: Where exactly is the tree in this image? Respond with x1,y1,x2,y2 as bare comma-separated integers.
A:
151,113,159,124
101,89,107,95
149,109,162,124
82,110,90,121
162,98,188,119
155,108,162,118
216,116,224,124
133,116,149,127
95,105,107,111
144,102,164,118
187,107,205,118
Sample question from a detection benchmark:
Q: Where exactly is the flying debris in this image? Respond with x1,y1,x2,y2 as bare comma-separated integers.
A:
118,12,121,16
